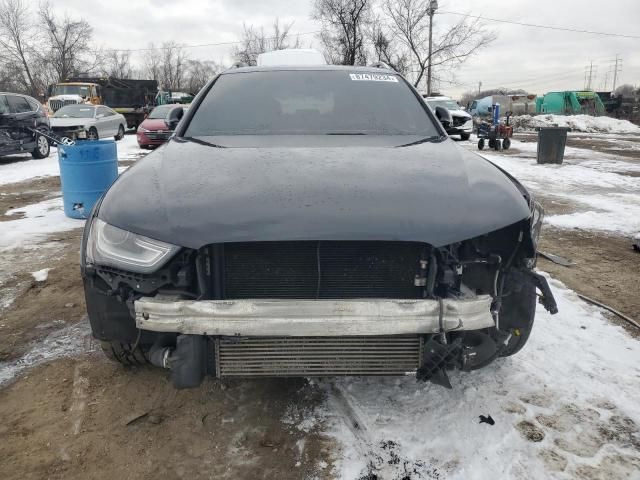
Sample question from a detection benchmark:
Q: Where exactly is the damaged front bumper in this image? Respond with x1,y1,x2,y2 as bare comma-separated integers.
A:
134,295,495,336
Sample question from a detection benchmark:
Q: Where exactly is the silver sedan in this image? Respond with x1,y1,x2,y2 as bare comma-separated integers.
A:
50,104,126,141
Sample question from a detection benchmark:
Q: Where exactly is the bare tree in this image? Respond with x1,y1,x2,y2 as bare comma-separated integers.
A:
369,20,408,74
0,0,40,95
233,18,300,66
142,43,162,82
383,0,495,89
103,50,133,78
160,41,188,90
39,1,95,80
614,84,636,98
313,0,371,65
184,59,220,93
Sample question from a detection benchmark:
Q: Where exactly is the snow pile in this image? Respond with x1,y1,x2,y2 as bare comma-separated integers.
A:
0,197,83,251
511,114,640,134
30,268,51,282
315,278,640,479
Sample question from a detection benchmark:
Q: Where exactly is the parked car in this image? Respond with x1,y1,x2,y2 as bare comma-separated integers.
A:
136,104,185,148
50,104,126,141
0,92,51,159
423,95,473,140
82,62,557,390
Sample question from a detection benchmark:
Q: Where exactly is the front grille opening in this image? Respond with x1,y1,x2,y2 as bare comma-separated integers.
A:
220,241,425,300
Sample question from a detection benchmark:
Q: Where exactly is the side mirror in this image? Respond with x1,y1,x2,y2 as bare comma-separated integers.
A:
167,108,184,130
435,106,452,128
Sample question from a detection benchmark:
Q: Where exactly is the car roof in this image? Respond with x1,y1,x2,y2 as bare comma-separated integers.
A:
222,65,398,75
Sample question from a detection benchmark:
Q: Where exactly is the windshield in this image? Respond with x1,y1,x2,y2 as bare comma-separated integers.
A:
148,105,179,119
425,99,460,111
52,85,91,97
185,70,438,136
53,105,95,118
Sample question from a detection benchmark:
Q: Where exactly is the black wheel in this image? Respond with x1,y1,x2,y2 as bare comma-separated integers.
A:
499,283,537,357
477,138,485,150
494,139,502,151
503,138,511,150
100,340,150,366
488,139,495,149
460,132,471,141
115,124,125,141
31,131,50,159
87,127,99,140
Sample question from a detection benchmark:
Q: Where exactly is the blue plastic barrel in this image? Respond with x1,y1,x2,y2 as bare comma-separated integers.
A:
58,140,118,219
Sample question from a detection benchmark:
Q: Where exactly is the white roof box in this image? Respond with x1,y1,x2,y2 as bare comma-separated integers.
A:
257,49,327,67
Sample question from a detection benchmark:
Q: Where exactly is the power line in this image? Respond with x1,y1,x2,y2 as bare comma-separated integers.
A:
91,30,321,53
439,11,640,39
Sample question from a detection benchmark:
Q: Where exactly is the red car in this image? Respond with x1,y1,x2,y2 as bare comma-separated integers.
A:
137,104,185,148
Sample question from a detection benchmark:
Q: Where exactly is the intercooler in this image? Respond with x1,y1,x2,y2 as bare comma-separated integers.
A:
215,335,422,377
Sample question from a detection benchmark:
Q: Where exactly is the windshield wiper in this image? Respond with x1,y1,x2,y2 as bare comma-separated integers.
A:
396,135,444,147
325,132,368,135
179,136,226,148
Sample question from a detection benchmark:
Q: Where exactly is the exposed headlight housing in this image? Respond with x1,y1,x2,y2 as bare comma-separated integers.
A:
86,218,180,274
530,199,544,249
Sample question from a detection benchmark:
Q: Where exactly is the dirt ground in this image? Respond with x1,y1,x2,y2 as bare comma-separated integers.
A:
0,356,335,480
1,134,639,479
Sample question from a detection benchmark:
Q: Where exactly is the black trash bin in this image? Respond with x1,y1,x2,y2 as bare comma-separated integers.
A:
536,127,570,164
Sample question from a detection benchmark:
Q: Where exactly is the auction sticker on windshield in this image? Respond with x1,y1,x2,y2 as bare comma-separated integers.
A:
349,73,398,82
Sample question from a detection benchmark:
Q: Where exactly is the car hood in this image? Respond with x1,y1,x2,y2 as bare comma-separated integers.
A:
50,117,94,127
450,109,472,120
98,137,531,249
140,118,169,131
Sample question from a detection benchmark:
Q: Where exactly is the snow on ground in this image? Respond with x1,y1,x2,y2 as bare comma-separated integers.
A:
301,277,640,480
511,114,640,134
0,197,84,251
0,146,60,186
0,134,144,188
470,137,640,237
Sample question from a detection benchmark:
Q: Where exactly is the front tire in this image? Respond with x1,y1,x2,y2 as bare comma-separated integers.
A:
478,138,485,150
115,124,125,141
87,127,99,140
503,137,511,150
31,131,50,159
460,132,471,141
100,340,150,366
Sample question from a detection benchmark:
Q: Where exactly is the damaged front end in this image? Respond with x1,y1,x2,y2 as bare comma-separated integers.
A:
82,199,557,389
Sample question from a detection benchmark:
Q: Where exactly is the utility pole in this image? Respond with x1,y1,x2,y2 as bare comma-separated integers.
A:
602,71,609,91
426,0,438,96
584,61,597,90
612,54,622,91
478,81,482,95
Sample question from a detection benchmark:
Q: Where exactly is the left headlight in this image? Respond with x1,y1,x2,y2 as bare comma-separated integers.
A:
86,218,180,274
530,199,544,249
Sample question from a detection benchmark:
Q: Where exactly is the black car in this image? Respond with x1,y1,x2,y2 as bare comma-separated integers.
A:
0,92,51,159
81,64,557,389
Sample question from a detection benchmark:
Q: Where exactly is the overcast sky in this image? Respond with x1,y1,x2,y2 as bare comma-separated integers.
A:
54,0,639,98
